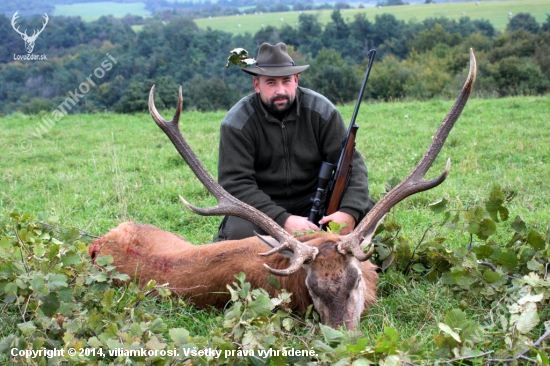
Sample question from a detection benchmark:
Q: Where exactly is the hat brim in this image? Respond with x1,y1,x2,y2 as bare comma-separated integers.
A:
241,65,309,77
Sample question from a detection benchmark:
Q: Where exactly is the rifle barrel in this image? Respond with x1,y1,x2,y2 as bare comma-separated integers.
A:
348,49,377,130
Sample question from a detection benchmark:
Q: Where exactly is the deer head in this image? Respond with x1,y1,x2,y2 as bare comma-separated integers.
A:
147,49,476,329
11,11,49,54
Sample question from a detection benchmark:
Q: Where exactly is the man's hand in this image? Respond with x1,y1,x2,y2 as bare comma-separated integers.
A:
284,215,319,234
319,211,356,235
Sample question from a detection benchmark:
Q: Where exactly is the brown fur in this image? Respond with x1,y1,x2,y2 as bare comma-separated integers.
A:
92,222,378,325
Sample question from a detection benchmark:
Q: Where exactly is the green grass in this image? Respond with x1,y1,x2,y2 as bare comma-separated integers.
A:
195,0,550,35
2,94,549,244
1,94,549,358
54,1,151,21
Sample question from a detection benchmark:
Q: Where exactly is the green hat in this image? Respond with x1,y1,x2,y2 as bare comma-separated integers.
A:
241,42,309,77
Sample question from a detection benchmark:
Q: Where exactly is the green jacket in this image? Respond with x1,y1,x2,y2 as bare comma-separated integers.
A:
218,87,371,227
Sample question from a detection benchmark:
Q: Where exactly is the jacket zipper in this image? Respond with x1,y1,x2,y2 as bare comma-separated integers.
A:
281,122,292,197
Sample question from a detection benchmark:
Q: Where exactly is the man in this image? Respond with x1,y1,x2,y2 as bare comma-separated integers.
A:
217,42,374,240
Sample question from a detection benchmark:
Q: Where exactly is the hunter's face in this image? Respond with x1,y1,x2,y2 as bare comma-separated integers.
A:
254,74,299,114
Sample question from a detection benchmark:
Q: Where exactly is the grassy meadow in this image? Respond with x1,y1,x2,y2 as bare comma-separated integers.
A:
54,1,151,21
2,94,549,243
196,0,550,35
1,94,549,358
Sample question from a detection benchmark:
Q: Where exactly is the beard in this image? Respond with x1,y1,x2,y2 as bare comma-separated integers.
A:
266,94,293,114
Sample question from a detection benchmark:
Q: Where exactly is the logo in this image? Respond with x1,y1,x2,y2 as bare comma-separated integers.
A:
11,11,48,60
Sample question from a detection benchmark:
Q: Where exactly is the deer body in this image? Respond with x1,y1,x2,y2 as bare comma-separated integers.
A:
96,50,476,330
93,222,378,329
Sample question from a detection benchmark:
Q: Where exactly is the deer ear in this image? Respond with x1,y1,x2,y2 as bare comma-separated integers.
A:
255,233,294,258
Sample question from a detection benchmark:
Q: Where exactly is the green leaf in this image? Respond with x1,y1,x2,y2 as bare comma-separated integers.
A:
89,273,108,282
485,187,505,221
169,328,190,347
511,215,527,234
111,273,130,281
149,318,168,333
438,323,461,343
226,48,256,68
30,276,47,295
516,302,539,334
146,335,167,350
429,198,448,214
498,206,509,222
464,206,484,224
376,245,391,261
47,274,68,291
40,293,60,317
497,250,518,270
374,327,399,354
476,218,496,240
346,337,369,353
0,335,17,353
267,275,281,291
33,243,45,258
95,255,114,267
483,269,506,284
62,253,81,266
17,321,37,335
526,230,545,251
527,258,543,271
472,245,494,260
247,294,274,318
444,309,467,329
320,324,344,346
101,289,115,308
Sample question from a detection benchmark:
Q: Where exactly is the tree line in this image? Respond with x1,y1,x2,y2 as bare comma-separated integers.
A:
0,0,354,19
0,11,549,115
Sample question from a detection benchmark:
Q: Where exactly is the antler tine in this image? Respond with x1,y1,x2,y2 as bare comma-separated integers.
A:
11,11,26,36
148,85,318,275
340,49,477,261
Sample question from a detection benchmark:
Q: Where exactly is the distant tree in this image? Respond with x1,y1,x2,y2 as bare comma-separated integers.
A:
184,76,239,111
372,14,406,46
489,29,537,63
408,24,462,53
114,80,151,113
302,48,360,104
323,10,349,42
507,13,540,34
372,14,408,58
377,0,406,6
253,25,280,46
279,24,299,46
295,13,323,56
270,3,290,12
335,2,350,9
349,13,373,41
21,98,56,114
490,56,550,96
472,18,496,38
541,14,550,32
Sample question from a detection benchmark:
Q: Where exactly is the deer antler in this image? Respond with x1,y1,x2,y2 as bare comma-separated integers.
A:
148,86,318,276
11,11,48,40
339,49,477,260
31,14,49,40
11,11,26,37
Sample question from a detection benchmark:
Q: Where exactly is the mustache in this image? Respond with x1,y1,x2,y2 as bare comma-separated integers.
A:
270,94,290,102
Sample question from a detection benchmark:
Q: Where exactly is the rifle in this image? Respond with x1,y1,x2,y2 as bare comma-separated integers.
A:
308,49,376,228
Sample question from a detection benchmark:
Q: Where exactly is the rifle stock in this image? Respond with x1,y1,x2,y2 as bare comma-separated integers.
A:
324,124,358,216
310,49,376,229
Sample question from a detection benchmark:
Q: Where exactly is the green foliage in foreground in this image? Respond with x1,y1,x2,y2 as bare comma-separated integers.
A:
0,186,549,364
0,96,549,363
